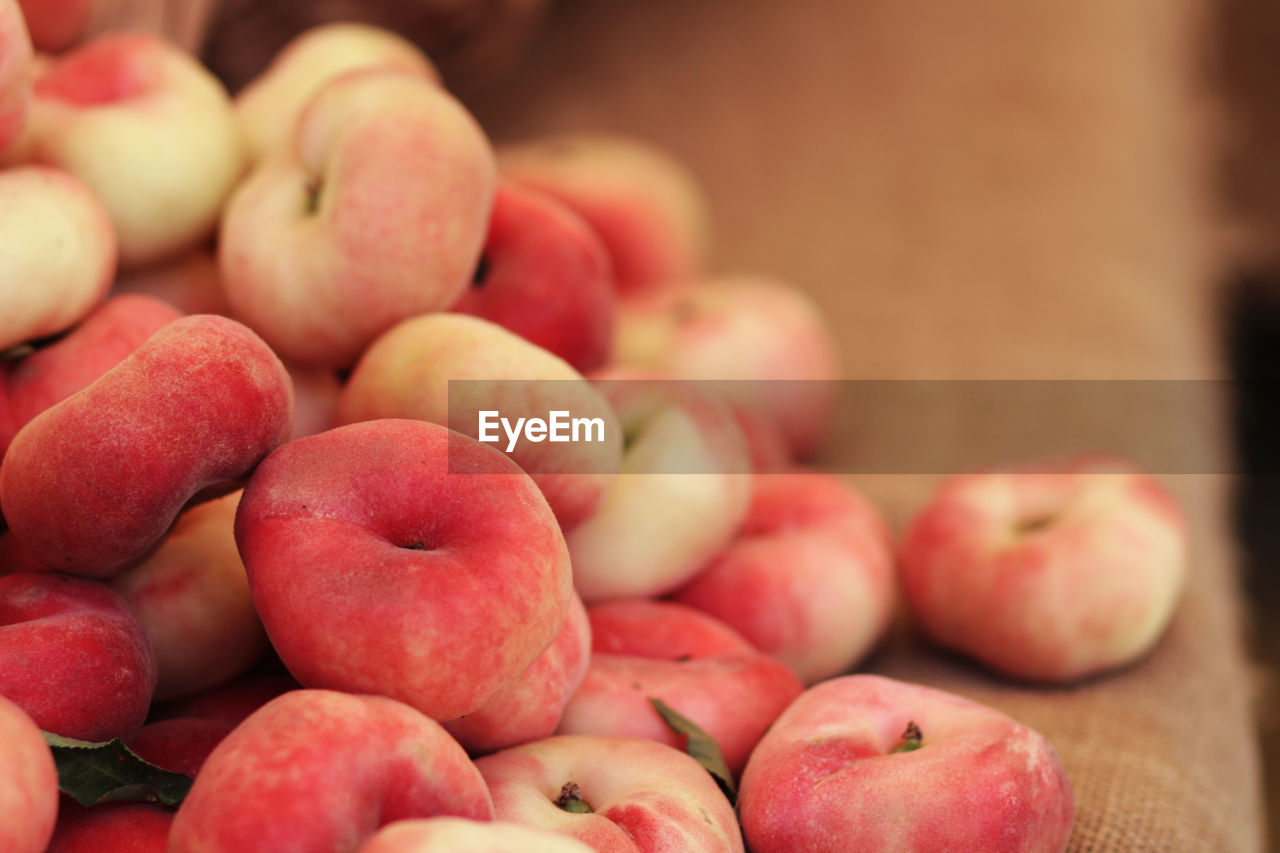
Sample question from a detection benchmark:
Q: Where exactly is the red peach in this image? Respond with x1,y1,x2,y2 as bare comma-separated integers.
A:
110,490,267,701
236,419,572,722
127,716,235,777
557,600,804,776
0,293,181,456
46,801,170,853
170,690,495,852
444,592,591,755
899,458,1188,681
673,469,896,683
451,180,616,372
612,277,840,458
498,134,711,296
738,675,1074,853
0,572,155,740
149,668,301,726
0,315,294,577
334,314,622,531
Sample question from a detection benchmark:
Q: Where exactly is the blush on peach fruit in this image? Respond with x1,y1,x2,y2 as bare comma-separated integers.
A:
0,0,31,155
170,690,494,853
557,600,803,775
235,22,439,163
0,315,293,577
673,469,896,684
451,180,616,373
0,293,181,456
498,134,711,296
0,694,57,853
334,314,622,531
127,716,236,777
5,33,245,268
0,572,155,740
566,378,750,601
738,675,1075,853
359,819,596,853
612,276,840,459
220,69,495,368
477,735,743,853
899,458,1188,682
46,801,171,853
110,490,267,701
0,166,116,351
236,419,572,722
444,592,591,755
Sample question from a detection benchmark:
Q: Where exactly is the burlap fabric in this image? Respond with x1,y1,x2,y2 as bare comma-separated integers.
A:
463,0,1265,850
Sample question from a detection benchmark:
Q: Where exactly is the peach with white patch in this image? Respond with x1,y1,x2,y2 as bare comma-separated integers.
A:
5,33,244,267
221,69,495,368
739,675,1074,853
477,735,743,853
612,277,840,458
0,166,115,351
499,133,711,296
673,469,896,684
899,458,1187,681
235,22,439,163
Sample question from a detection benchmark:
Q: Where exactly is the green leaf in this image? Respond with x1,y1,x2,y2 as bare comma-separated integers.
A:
43,732,194,807
648,697,736,806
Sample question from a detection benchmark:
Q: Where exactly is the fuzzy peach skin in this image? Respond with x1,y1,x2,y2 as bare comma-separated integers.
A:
0,572,155,740
170,690,495,853
899,458,1188,681
498,134,711,296
110,490,267,701
557,601,803,776
451,180,616,373
477,735,743,853
236,22,439,163
566,378,750,601
612,277,840,459
0,166,115,351
220,69,495,368
0,695,57,853
360,818,596,853
335,314,622,530
127,716,235,777
445,592,591,755
673,469,896,684
0,293,180,455
3,33,244,268
112,248,232,316
236,419,572,722
46,801,170,853
0,0,31,155
0,315,293,577
739,675,1075,853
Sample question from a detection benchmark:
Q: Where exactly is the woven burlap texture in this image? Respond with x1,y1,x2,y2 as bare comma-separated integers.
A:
463,0,1266,849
